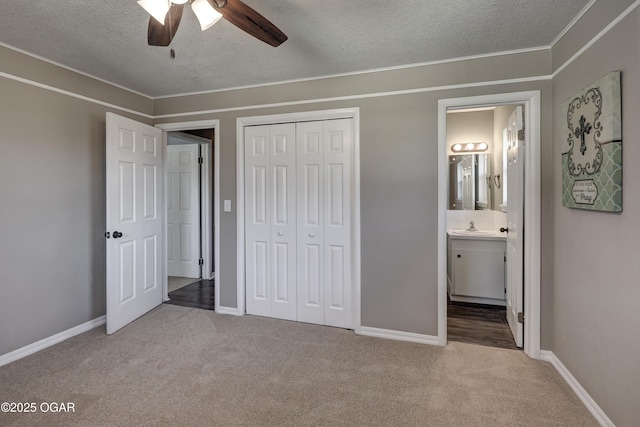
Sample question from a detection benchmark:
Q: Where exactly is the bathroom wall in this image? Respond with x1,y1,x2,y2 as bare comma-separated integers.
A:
446,109,507,228
446,110,494,154
447,210,507,232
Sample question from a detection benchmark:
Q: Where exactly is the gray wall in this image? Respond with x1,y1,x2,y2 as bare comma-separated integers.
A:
153,50,553,336
155,77,553,336
550,3,640,425
0,47,152,357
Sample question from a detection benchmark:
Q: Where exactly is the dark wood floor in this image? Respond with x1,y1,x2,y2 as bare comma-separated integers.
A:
447,300,519,350
165,279,214,311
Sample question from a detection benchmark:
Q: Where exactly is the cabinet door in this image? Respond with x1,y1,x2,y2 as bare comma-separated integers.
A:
452,241,505,300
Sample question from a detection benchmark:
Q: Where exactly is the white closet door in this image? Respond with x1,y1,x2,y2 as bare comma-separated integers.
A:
245,119,353,329
323,119,353,328
245,124,297,320
269,124,297,320
296,121,325,324
166,144,201,279
245,126,271,317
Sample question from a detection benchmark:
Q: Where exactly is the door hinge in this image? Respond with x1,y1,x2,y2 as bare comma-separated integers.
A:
199,258,204,266
518,312,525,324
198,156,204,164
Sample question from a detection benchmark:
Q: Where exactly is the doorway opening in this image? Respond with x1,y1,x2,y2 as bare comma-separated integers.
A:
165,130,214,310
445,105,522,350
156,120,221,313
438,92,541,359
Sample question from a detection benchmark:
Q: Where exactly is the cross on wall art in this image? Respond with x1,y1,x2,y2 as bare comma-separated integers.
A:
561,71,622,212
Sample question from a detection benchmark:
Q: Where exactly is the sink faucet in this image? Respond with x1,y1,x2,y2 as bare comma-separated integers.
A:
467,221,477,231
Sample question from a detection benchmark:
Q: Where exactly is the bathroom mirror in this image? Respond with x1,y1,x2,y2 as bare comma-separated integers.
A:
448,154,492,210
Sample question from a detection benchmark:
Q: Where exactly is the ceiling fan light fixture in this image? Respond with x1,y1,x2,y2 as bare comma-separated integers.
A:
170,0,189,4
192,0,223,31
138,0,171,25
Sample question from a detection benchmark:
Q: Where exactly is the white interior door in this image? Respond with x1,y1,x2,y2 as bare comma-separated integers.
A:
506,106,524,347
245,124,297,320
106,113,164,334
167,143,200,279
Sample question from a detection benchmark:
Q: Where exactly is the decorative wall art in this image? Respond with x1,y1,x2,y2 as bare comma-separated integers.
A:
561,71,622,212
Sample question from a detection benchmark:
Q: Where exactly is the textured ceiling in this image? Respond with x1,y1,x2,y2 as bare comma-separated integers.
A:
0,0,591,98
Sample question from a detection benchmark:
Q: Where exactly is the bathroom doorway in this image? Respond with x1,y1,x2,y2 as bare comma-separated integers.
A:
437,92,541,358
444,105,520,350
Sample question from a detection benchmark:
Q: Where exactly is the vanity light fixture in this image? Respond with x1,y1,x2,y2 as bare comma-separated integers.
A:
451,142,489,153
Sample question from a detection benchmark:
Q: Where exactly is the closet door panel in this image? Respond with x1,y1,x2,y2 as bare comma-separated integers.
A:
245,127,272,317
323,119,353,329
296,121,325,325
269,124,297,320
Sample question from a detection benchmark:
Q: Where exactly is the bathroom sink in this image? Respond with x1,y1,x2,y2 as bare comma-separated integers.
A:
448,229,496,236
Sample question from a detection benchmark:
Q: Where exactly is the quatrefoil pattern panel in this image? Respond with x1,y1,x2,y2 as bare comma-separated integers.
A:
561,71,622,212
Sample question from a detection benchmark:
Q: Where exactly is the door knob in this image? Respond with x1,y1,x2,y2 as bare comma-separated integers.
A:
500,227,509,233
112,231,123,238
277,231,284,237
309,233,315,238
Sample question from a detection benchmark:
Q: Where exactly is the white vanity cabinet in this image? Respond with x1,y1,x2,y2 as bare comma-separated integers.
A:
447,235,506,306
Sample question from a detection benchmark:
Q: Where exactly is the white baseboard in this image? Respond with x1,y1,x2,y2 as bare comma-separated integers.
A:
358,326,440,346
0,315,106,368
540,350,614,427
216,306,241,316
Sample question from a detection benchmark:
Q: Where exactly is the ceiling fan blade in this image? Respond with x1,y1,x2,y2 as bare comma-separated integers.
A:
148,3,185,46
210,0,287,47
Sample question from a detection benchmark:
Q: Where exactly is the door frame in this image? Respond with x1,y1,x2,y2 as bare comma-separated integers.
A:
236,108,361,331
437,91,541,359
157,120,221,313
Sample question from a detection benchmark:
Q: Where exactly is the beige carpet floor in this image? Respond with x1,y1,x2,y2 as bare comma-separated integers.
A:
0,304,596,426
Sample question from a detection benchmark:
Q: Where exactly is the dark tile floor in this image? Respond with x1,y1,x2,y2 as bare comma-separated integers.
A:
165,279,214,311
447,300,519,350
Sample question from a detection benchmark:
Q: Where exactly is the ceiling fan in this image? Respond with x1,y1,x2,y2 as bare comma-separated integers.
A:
137,0,288,47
